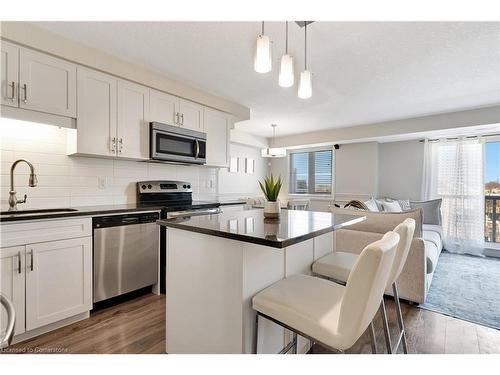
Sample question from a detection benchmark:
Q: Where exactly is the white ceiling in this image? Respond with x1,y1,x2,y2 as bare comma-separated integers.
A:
32,21,500,138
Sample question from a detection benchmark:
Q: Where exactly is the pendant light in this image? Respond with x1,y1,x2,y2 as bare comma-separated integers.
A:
261,124,287,158
278,21,294,87
298,22,312,99
254,21,272,73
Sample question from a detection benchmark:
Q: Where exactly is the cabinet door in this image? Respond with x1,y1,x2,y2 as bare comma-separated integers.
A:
74,67,117,157
117,80,150,160
0,246,26,338
204,108,230,167
178,98,204,131
150,89,179,126
1,41,19,107
25,237,92,330
19,48,76,117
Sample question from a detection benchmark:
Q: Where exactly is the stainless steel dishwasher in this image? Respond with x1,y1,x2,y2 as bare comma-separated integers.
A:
93,212,159,303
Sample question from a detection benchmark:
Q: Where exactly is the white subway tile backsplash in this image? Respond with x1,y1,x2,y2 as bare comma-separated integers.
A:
0,123,220,210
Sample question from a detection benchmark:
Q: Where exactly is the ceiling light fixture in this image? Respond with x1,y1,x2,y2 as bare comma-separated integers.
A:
262,124,287,158
278,21,294,88
254,21,272,73
298,22,312,99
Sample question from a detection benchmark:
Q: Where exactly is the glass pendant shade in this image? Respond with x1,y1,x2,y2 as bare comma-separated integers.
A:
261,147,287,158
278,54,294,87
254,34,272,73
298,70,312,99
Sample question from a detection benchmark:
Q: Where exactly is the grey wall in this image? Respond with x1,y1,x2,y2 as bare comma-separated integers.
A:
378,140,424,200
334,142,379,202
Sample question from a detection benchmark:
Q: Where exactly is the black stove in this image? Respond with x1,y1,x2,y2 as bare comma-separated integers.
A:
137,180,220,218
136,180,220,294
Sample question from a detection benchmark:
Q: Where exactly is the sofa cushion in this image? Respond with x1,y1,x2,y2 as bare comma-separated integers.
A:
425,240,440,274
410,199,442,225
422,224,443,238
423,230,443,252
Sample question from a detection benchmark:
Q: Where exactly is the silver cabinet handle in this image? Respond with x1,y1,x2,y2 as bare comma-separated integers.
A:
180,113,184,126
110,137,116,153
195,139,199,159
118,138,123,153
29,249,34,271
8,81,15,101
21,83,27,103
17,251,22,274
175,112,180,125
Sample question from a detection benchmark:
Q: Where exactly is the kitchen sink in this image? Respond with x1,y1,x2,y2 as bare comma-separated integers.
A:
0,208,78,216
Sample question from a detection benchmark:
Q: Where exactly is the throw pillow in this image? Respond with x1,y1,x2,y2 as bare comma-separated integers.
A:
410,199,442,225
398,199,411,211
381,200,403,212
363,198,379,212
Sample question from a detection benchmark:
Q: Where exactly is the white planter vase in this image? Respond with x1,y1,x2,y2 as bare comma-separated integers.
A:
264,200,281,219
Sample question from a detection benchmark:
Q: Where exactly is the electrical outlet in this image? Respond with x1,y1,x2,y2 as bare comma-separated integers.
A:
98,177,107,189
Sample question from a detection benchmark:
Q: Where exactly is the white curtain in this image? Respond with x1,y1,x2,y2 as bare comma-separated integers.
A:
422,138,485,256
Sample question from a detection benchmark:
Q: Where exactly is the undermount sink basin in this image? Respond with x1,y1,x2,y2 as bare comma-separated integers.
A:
0,208,78,216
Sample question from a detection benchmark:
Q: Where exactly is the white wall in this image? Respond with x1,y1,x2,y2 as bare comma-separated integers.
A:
218,143,269,200
378,140,424,200
0,119,217,210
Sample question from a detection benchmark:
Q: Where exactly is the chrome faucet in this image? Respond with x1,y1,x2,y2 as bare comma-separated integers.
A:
8,159,38,211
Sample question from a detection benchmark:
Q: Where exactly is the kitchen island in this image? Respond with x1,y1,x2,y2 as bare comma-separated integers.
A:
158,208,365,354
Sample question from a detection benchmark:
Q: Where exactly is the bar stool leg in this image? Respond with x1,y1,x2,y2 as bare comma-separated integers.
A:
392,282,408,354
368,322,377,354
380,299,392,354
292,332,298,354
253,313,259,354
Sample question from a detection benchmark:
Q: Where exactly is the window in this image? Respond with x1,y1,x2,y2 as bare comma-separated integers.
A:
289,149,333,194
485,141,500,243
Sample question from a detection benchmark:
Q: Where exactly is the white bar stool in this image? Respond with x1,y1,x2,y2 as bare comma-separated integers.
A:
312,218,415,354
252,231,399,354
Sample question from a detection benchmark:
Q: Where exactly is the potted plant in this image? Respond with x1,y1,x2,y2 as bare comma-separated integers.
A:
258,174,283,219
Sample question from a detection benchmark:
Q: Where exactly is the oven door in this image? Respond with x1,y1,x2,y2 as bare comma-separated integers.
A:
151,129,204,164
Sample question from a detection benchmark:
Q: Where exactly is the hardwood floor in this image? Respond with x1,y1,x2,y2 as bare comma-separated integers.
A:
3,293,499,354
4,293,166,354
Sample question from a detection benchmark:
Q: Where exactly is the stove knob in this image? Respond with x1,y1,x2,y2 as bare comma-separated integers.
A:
148,184,152,189
141,185,146,190
187,185,191,189
183,184,187,189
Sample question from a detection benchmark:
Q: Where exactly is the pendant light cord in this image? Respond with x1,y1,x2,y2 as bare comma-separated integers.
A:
285,21,288,54
304,23,307,70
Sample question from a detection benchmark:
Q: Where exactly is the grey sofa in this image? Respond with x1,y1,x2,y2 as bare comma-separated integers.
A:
331,207,443,304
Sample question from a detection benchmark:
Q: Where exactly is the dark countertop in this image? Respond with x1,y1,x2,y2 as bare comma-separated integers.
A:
158,208,365,248
0,204,164,223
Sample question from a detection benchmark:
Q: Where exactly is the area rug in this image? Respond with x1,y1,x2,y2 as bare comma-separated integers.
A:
420,251,500,330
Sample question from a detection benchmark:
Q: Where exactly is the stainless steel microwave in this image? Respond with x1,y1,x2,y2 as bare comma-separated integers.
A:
150,122,206,164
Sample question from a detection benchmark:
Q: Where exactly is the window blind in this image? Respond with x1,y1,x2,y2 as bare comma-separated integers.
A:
289,149,333,194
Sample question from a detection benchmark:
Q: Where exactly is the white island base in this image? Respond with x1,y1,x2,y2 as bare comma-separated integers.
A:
166,228,334,354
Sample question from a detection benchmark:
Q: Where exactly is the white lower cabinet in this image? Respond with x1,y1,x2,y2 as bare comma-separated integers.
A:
0,246,26,338
0,217,93,341
25,237,92,330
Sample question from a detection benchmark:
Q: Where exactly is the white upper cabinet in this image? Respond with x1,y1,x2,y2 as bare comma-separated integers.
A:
25,237,92,330
178,98,204,131
1,41,19,107
204,108,231,167
19,48,76,117
0,245,26,338
150,89,179,126
73,67,117,157
117,80,150,160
